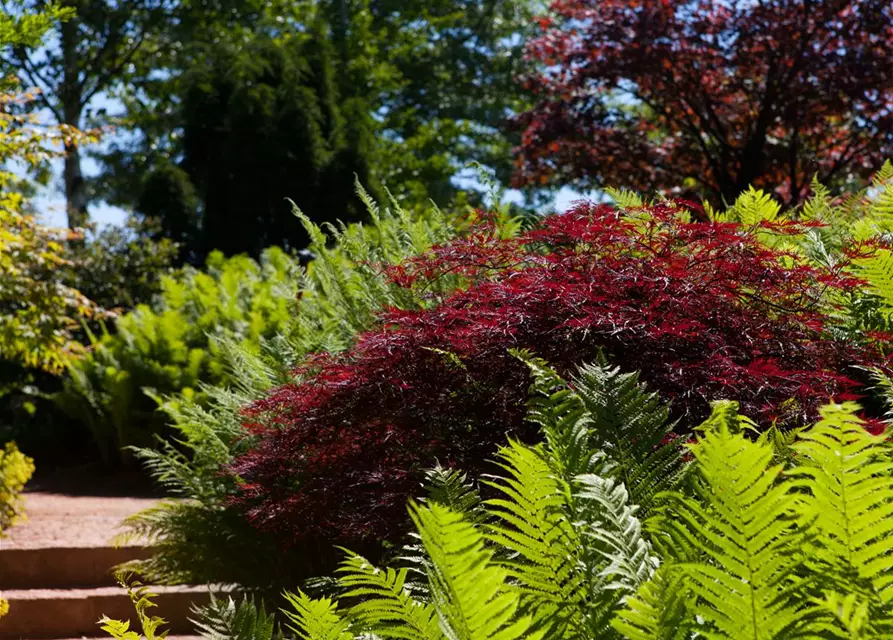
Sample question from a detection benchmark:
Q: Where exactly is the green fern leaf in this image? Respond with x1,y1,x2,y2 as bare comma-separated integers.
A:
576,473,658,594
872,160,893,188
813,591,873,639
513,349,594,479
665,408,814,639
282,591,354,640
611,566,691,640
802,176,832,221
99,617,142,640
791,403,893,623
605,188,644,209
854,248,893,313
729,187,782,226
337,552,441,640
190,594,278,640
484,440,587,638
421,465,485,524
572,358,684,515
410,501,544,640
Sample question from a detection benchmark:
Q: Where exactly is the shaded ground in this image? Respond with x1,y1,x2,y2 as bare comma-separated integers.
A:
24,464,166,498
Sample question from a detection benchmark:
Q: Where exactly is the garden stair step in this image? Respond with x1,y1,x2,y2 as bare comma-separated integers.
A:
0,546,153,589
0,586,218,639
0,493,224,639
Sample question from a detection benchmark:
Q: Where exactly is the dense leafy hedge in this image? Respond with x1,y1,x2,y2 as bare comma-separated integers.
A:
230,199,891,555
52,247,300,465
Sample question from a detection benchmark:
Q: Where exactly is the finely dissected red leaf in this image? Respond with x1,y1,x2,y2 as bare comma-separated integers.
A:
230,202,890,554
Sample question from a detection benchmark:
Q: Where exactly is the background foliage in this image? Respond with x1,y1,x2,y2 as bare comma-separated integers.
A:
52,245,300,465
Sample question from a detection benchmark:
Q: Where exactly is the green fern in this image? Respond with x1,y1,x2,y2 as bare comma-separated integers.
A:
854,247,893,316
711,187,781,226
813,591,874,639
611,566,690,640
484,440,589,638
190,594,279,640
791,403,893,634
605,187,644,209
659,405,814,639
98,576,170,640
571,357,684,514
802,175,833,221
337,552,441,640
512,350,594,480
575,473,658,595
282,591,354,640
420,465,485,524
410,501,544,640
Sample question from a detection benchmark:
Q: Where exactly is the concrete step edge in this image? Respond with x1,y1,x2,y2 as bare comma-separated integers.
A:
0,547,154,590
0,585,235,640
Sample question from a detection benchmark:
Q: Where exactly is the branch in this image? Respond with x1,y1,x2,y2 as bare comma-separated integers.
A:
81,29,150,108
2,53,62,122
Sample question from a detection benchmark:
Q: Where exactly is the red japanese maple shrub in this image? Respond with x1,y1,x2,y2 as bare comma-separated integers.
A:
231,201,886,554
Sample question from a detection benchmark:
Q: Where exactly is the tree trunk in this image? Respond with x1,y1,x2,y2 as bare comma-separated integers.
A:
60,6,88,230
63,141,88,230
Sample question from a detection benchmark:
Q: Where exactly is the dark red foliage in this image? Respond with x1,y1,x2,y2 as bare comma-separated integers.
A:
513,0,893,205
231,202,888,552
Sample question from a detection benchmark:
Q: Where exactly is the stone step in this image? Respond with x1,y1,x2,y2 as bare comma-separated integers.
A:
0,586,217,639
0,547,152,590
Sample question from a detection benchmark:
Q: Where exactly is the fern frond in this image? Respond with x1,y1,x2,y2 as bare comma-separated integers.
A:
872,159,893,188
802,176,832,221
854,248,893,313
99,617,142,640
421,465,485,525
813,591,874,639
605,187,644,209
337,552,441,640
665,409,814,639
282,591,355,640
99,575,170,640
611,566,691,640
575,473,658,594
572,358,684,514
729,187,782,225
190,594,278,640
410,502,543,640
791,403,893,627
484,440,587,637
513,349,595,479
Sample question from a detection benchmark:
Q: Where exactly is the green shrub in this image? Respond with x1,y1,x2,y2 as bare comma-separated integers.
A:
53,246,300,466
67,216,180,312
0,441,35,533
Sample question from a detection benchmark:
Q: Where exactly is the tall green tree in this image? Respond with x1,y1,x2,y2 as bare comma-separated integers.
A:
94,0,537,258
360,0,538,201
0,0,176,229
170,29,377,257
